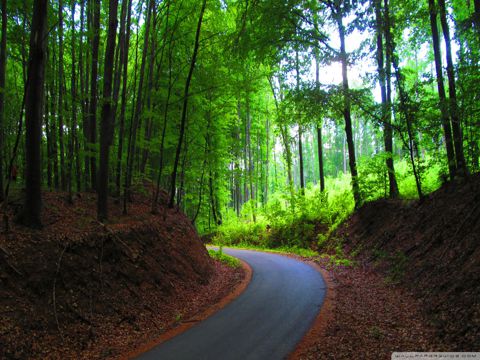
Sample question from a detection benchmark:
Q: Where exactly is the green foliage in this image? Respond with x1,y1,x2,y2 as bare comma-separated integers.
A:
213,175,355,251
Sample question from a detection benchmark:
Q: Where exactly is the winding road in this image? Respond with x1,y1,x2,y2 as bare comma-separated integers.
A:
137,248,326,360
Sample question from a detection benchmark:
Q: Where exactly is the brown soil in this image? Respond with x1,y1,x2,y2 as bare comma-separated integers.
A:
293,174,480,358
336,174,480,350
293,259,444,359
0,189,245,359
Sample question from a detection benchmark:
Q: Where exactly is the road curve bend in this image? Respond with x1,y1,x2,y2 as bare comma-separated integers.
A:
137,248,326,360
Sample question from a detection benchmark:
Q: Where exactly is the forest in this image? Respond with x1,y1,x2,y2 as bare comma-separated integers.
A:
0,0,479,358
0,0,478,232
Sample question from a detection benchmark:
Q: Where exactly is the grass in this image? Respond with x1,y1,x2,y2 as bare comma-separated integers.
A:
208,247,241,268
214,243,319,258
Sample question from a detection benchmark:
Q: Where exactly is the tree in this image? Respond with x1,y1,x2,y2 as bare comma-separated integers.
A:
88,0,101,190
428,0,456,179
327,0,362,208
374,0,399,198
0,0,6,201
97,0,119,221
169,0,207,208
22,0,48,228
438,0,468,177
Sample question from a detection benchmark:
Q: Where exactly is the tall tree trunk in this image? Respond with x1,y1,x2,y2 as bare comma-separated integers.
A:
97,0,118,221
69,0,80,202
124,0,153,213
0,0,6,201
169,0,207,208
22,0,48,228
384,0,423,198
314,52,325,192
141,2,158,175
374,0,400,196
316,126,325,191
79,0,89,189
268,76,294,205
334,4,362,208
298,127,305,190
265,117,270,203
45,81,52,188
58,0,66,190
152,0,174,213
295,50,305,193
246,92,256,222
438,0,468,177
50,61,59,189
428,0,456,179
115,0,132,197
88,0,100,190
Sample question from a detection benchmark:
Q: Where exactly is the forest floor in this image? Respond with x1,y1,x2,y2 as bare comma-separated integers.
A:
295,173,480,358
0,187,245,359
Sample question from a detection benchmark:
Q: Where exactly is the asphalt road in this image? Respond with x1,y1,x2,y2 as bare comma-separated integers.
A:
137,248,326,360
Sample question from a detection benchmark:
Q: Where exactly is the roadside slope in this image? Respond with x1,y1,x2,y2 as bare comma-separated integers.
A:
336,174,480,349
0,190,243,359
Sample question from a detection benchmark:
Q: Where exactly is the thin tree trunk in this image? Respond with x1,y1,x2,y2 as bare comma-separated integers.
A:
384,0,423,198
80,0,89,189
438,0,468,176
169,0,207,208
58,0,66,190
45,81,52,188
22,0,48,228
295,50,305,193
152,0,174,213
314,52,325,192
97,0,118,221
68,0,80,202
428,0,456,179
51,46,59,189
0,0,6,201
317,126,325,191
141,2,158,175
115,0,133,197
265,117,270,203
375,0,399,196
334,4,361,208
124,0,153,213
246,93,256,222
268,76,294,205
88,0,100,190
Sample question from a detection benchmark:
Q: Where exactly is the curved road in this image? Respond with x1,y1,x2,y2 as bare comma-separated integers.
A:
137,248,326,360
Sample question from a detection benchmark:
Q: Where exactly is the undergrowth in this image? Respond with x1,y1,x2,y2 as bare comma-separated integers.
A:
208,158,443,259
208,247,241,268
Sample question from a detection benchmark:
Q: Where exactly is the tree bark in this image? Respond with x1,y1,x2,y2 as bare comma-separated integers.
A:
428,0,456,179
438,0,468,177
97,0,118,221
115,0,132,197
22,0,48,228
124,0,153,213
314,52,325,192
384,0,423,198
374,0,399,196
334,3,362,208
0,0,7,201
169,0,207,208
69,0,81,202
58,0,66,190
79,0,89,189
88,0,101,190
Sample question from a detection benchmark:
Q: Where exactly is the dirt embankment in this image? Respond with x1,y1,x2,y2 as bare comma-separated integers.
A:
336,174,480,350
0,190,243,359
